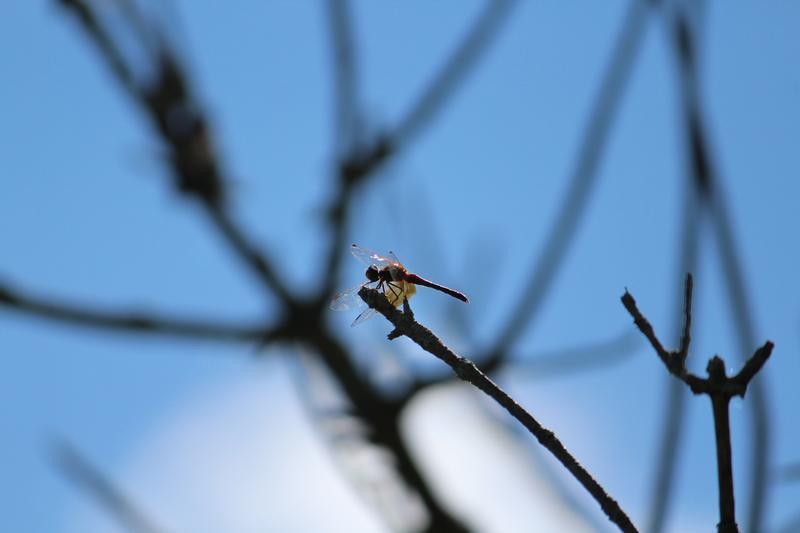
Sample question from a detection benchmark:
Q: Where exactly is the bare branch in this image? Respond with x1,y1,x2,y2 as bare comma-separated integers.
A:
621,289,672,367
360,287,638,533
731,341,774,392
621,277,774,532
0,281,270,343
678,272,693,360
59,0,293,304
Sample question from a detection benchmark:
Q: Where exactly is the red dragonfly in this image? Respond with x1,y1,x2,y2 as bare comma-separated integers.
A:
330,244,469,326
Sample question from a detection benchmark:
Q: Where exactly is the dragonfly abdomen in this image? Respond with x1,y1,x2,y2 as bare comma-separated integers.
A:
404,273,469,303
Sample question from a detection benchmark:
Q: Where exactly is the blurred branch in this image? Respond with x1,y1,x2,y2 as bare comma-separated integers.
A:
320,0,517,299
51,438,169,533
392,0,516,149
55,0,137,94
58,0,293,304
360,287,638,533
647,169,701,533
405,329,640,399
483,0,651,369
622,274,774,533
306,331,471,533
201,202,292,302
667,4,772,530
56,1,486,529
503,329,640,378
325,0,359,157
0,280,271,343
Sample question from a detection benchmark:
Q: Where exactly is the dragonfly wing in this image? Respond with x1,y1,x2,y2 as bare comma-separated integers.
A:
350,307,377,327
330,280,382,310
330,286,365,311
350,244,394,268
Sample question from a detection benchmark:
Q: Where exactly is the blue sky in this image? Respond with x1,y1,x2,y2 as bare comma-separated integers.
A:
1,1,799,532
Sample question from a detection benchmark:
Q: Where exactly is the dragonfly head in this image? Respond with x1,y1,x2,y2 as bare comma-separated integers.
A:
365,265,380,282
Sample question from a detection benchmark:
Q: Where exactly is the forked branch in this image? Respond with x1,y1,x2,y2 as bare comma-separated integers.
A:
621,273,774,533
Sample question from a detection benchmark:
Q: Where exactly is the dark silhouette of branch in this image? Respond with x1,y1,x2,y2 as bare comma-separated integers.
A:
51,438,169,533
622,274,774,533
667,5,772,530
360,287,639,533
0,281,270,343
483,0,652,369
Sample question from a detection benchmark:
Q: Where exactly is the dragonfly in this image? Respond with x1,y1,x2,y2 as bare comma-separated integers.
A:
330,244,469,326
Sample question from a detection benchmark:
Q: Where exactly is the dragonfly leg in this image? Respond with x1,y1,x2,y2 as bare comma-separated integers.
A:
386,281,404,306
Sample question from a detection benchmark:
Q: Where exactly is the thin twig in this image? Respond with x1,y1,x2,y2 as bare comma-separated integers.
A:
360,287,638,533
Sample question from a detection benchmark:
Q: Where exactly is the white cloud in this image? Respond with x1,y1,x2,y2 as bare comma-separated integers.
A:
67,357,688,532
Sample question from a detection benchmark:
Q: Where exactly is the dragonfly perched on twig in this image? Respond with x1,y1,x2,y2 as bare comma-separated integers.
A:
330,244,469,326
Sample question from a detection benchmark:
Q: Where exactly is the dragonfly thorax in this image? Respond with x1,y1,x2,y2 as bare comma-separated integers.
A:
365,264,406,283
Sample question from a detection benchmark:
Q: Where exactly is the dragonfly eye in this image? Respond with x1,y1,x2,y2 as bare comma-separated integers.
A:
365,266,379,281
